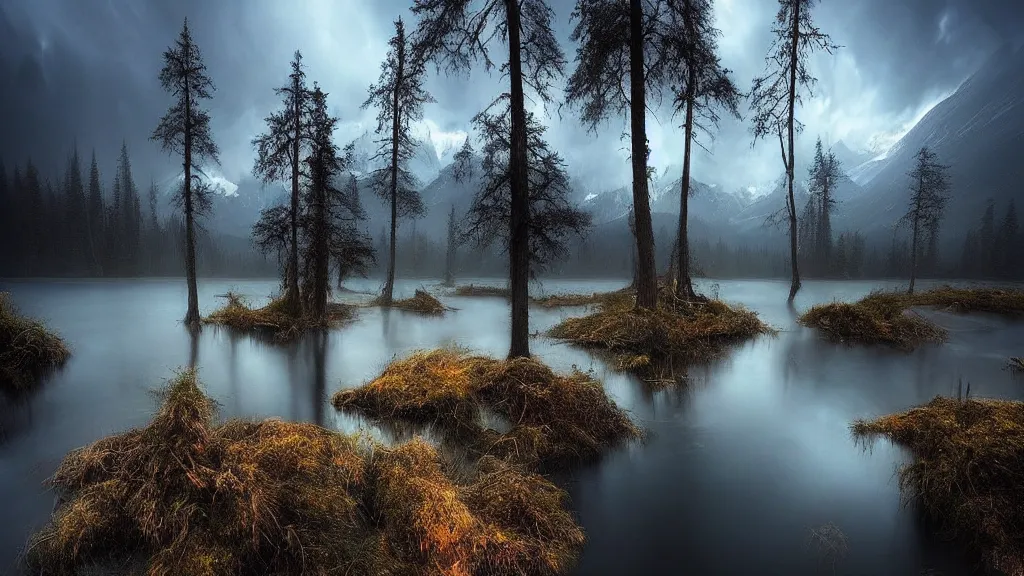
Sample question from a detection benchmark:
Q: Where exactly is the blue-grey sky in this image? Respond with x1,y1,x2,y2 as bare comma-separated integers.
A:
0,0,1020,194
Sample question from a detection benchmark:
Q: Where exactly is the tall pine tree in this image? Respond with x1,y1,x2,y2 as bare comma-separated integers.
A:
363,18,432,305
252,51,309,314
413,0,566,358
749,0,837,302
901,147,950,294
152,18,220,328
662,0,740,300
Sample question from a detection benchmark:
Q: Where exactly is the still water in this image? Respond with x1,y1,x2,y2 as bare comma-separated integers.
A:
1,277,1022,575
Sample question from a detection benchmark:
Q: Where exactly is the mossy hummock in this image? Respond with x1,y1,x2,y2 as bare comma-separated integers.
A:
204,292,355,341
27,369,586,576
370,289,450,316
548,287,772,372
453,284,510,298
333,348,641,472
0,292,70,395
853,396,1024,575
799,287,1024,350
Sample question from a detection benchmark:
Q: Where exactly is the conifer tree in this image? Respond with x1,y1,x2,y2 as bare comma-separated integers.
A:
363,18,433,305
252,51,309,313
300,85,372,320
86,151,105,275
996,199,1019,278
807,137,841,272
978,198,996,276
749,0,837,302
116,142,142,275
63,146,88,275
461,98,591,272
901,147,950,294
566,0,664,309
443,203,458,287
333,173,375,289
662,0,740,300
152,18,220,328
413,0,565,358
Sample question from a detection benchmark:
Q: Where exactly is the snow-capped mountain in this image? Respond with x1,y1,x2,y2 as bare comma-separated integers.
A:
345,130,444,186
841,40,1024,239
830,140,875,174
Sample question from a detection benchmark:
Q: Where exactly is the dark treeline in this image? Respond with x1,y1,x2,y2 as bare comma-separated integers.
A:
0,147,274,279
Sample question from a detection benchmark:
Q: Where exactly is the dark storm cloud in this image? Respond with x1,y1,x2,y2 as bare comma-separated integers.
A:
0,0,1021,194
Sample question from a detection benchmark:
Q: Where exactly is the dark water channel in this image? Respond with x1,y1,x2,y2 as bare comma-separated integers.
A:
2,277,1022,575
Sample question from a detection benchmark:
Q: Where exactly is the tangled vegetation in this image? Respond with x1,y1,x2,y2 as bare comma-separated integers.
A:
1009,357,1023,373
332,348,640,472
25,369,586,576
853,396,1024,575
453,284,510,298
799,287,1024,350
548,286,771,371
370,289,450,316
204,292,355,342
1,292,70,395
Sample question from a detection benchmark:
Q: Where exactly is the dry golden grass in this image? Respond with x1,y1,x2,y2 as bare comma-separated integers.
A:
853,396,1024,575
799,287,1024,350
333,349,640,471
204,292,355,342
0,292,70,395
548,286,771,371
531,292,620,308
26,369,587,576
371,289,450,316
453,284,510,298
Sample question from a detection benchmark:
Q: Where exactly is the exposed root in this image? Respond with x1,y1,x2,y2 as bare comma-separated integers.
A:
332,349,640,472
548,285,771,372
26,370,586,576
800,287,1024,350
204,292,354,342
853,396,1024,575
0,292,70,395
370,290,450,316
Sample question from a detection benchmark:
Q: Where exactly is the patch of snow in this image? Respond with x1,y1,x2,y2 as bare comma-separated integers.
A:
584,192,598,202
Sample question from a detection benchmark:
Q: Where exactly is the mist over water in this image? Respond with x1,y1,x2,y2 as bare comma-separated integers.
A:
1,277,1021,575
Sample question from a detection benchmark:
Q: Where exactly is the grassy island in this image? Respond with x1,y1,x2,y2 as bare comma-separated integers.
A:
332,348,640,472
853,395,1024,575
204,292,355,342
548,287,771,372
800,287,1024,350
453,284,510,298
369,289,450,316
1,292,70,395
26,369,586,576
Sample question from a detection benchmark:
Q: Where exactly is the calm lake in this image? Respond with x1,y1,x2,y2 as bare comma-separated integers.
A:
2,277,1022,575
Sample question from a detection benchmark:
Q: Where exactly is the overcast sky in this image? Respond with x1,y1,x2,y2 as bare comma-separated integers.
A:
0,0,1021,195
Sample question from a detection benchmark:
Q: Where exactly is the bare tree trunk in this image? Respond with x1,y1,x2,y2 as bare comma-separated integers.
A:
908,171,923,295
629,0,658,310
383,39,406,306
286,72,302,315
183,77,201,329
506,0,531,359
676,77,698,301
444,204,456,287
785,0,803,303
312,184,329,320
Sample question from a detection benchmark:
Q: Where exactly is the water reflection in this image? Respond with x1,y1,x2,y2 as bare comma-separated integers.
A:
0,277,1021,575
